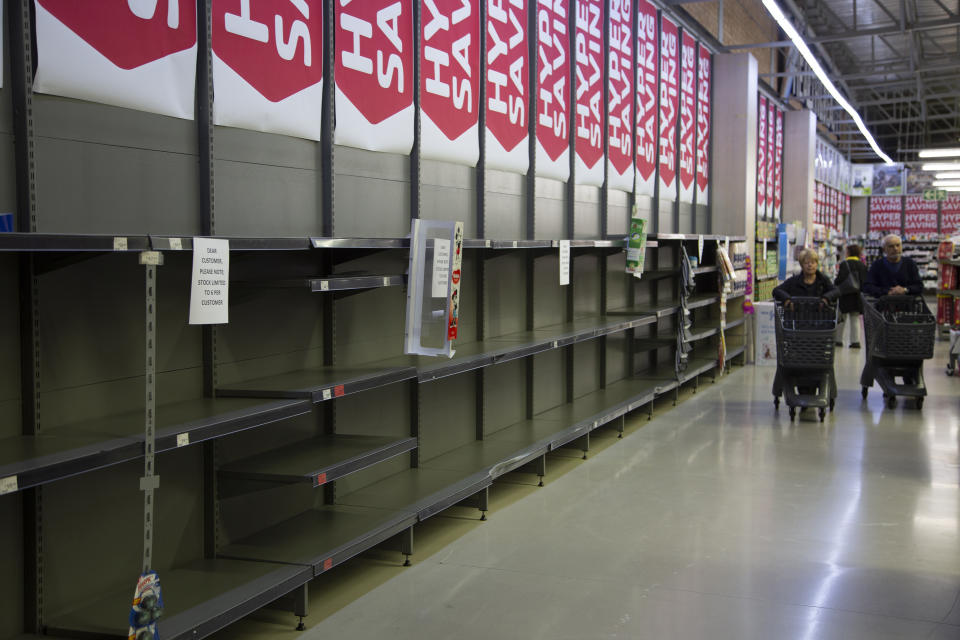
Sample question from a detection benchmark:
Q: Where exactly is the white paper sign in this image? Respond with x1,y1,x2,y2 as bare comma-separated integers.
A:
432,238,451,298
559,240,571,286
0,475,17,495
698,234,704,262
189,238,229,325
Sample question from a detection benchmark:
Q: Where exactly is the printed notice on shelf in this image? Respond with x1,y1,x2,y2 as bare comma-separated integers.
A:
0,475,17,495
189,238,229,325
432,239,451,298
559,240,571,286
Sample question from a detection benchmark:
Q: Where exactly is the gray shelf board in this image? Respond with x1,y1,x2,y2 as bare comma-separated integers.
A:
490,239,553,249
311,237,410,250
634,338,676,351
756,274,779,281
484,416,586,454
725,291,747,301
685,324,720,341
0,232,151,252
0,397,308,493
45,558,310,640
151,236,311,251
219,435,417,486
608,301,680,318
515,314,657,345
941,258,960,266
237,274,405,292
421,437,549,479
217,503,415,571
725,345,746,361
685,294,720,309
724,316,747,330
537,377,660,432
628,268,679,280
338,466,492,521
693,265,718,275
941,289,960,296
216,365,417,402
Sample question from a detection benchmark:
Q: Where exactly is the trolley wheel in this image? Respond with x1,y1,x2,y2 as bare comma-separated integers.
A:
946,365,954,377
915,397,924,410
829,398,835,411
818,408,826,422
773,396,780,409
861,386,869,399
789,407,796,421
885,395,896,409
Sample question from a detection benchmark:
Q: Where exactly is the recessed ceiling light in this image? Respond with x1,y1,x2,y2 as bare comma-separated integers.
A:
918,148,960,159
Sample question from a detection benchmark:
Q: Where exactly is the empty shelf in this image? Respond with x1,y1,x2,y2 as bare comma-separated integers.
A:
634,338,676,351
684,294,720,309
45,558,311,640
422,437,550,479
219,435,417,487
151,236,311,251
629,268,679,280
725,344,746,361
216,365,417,402
608,301,680,318
218,504,415,572
237,274,405,292
725,291,746,301
680,347,720,382
0,398,309,493
338,467,492,521
686,323,720,342
693,265,718,275
624,371,679,394
724,316,747,330
0,232,151,252
537,377,661,430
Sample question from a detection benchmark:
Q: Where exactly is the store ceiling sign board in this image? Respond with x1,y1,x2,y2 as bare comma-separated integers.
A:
606,0,634,192
868,195,903,232
757,95,766,216
851,164,873,196
574,0,603,186
420,0,480,165
33,0,197,119
334,0,414,153
694,42,709,205
658,14,678,201
942,196,960,236
765,100,774,218
904,195,938,234
535,0,570,180
485,0,529,173
773,107,783,219
677,31,695,204
212,0,323,140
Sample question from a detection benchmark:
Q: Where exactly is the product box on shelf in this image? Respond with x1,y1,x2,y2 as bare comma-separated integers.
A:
939,240,957,261
941,264,958,291
938,296,954,326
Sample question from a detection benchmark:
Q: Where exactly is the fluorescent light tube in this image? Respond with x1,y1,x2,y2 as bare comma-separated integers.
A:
935,172,960,179
918,148,960,158
922,163,960,171
761,0,893,165
932,180,960,187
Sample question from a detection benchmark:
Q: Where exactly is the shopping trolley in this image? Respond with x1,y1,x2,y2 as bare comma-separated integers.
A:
860,295,936,409
772,297,839,422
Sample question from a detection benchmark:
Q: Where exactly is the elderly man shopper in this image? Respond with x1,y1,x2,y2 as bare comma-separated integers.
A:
863,234,923,297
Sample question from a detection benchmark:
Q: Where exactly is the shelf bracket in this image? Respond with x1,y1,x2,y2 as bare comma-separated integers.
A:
140,251,163,575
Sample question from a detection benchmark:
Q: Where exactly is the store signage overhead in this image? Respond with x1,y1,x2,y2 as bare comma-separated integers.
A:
485,0,529,173
773,107,783,219
757,95,766,216
574,0,604,186
942,196,960,235
607,0,635,192
534,0,570,180
868,195,903,233
904,195,938,234
678,31,696,204
658,14,679,201
34,0,197,119
694,42,710,205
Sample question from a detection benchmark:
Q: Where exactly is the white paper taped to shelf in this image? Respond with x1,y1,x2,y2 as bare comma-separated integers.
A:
169,237,182,250
559,240,571,286
176,433,189,447
0,475,17,495
432,239,451,298
698,235,704,262
114,237,128,251
322,388,332,401
320,280,329,291
189,238,229,325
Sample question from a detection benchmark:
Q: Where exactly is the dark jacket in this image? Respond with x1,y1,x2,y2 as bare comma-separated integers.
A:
862,256,922,297
834,257,869,314
773,271,837,302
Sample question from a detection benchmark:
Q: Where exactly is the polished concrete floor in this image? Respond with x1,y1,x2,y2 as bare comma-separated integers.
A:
229,343,960,640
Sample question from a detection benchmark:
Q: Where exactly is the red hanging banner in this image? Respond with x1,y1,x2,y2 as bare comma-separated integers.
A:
765,100,774,218
869,196,903,232
635,0,658,197
535,0,570,179
904,195,939,235
773,107,783,219
757,95,766,216
942,196,960,235
606,0,634,191
574,0,604,186
658,15,679,201
694,43,710,204
420,0,480,165
485,0,529,173
678,31,696,203
335,0,414,153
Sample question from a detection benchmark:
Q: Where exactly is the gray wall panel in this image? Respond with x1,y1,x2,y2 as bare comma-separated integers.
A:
605,253,628,312
214,161,321,237
215,127,318,169
532,255,565,329
606,189,630,237
0,257,18,412
695,204,709,233
658,200,675,234
334,287,406,367
35,138,200,235
419,373,476,461
573,253,601,318
484,253,527,338
534,177,566,239
483,359,525,435
573,185,601,238
532,350,564,414
334,147,410,237
0,494,22,640
606,331,628,385
421,164,477,232
483,194,525,240
678,203,693,234
573,340,601,399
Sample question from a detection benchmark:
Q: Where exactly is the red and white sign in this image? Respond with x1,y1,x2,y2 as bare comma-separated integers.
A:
212,0,323,140
869,195,902,232
757,95,766,215
942,196,960,235
904,195,939,234
34,0,197,119
335,0,414,154
773,107,783,219
694,42,710,204
765,100,774,217
606,0,634,191
574,0,603,186
677,32,696,203
420,0,480,165
535,0,570,180
658,15,679,201
634,0,657,197
485,0,529,173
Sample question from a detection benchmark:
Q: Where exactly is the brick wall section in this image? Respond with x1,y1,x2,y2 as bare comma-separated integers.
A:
685,0,780,78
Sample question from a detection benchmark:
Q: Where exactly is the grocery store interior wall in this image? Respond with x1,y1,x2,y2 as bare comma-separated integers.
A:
684,0,779,76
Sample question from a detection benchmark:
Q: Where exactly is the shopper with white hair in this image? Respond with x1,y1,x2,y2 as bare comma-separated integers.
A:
773,248,837,308
862,234,922,297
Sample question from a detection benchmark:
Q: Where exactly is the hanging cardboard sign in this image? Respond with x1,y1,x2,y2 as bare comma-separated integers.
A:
334,0,414,153
694,42,710,205
757,95,766,216
534,0,570,180
34,0,197,119
773,107,783,219
420,0,480,165
942,196,960,235
678,31,696,203
868,196,903,232
904,195,938,235
606,0,634,191
658,15,679,201
485,0,529,173
574,0,604,186
212,0,323,140
765,100,774,218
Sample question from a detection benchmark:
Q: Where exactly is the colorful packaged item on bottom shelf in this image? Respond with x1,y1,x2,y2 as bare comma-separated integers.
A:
129,571,163,640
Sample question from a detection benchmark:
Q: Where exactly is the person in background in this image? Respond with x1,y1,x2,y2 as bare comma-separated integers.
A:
773,248,838,308
862,234,923,297
834,244,868,348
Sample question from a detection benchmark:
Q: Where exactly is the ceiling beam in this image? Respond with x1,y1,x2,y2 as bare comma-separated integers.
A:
727,15,960,49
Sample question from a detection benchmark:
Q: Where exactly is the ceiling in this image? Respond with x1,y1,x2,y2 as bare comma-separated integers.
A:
739,0,960,163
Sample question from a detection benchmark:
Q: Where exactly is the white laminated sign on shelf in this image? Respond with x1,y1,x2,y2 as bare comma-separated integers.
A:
34,0,197,119
606,0,634,192
574,0,604,186
405,219,463,357
212,0,324,140
189,238,230,325
559,240,570,286
535,0,570,180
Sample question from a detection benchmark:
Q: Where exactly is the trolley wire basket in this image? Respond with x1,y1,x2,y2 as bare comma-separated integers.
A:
862,295,935,361
774,298,838,369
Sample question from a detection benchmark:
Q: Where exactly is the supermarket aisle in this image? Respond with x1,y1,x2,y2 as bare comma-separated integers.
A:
297,345,960,640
